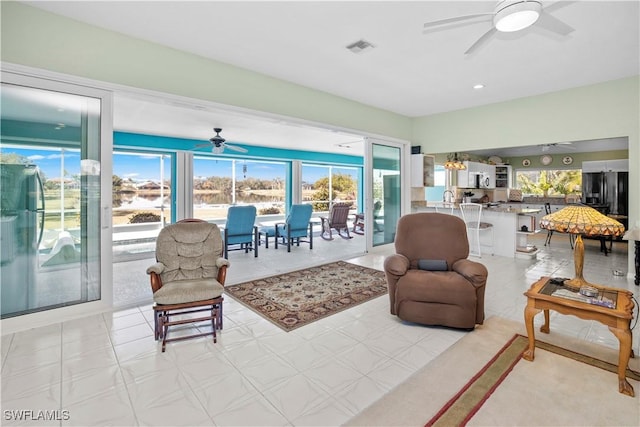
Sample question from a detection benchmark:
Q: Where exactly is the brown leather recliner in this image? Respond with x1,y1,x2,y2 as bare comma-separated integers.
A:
384,212,488,329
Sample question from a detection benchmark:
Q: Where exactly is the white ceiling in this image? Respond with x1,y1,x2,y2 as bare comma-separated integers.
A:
22,1,640,156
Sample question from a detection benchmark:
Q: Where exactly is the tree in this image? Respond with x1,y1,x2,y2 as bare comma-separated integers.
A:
310,173,356,211
113,175,123,191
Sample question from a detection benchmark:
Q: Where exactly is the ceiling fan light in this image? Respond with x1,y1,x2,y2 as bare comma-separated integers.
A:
212,145,224,154
494,1,541,32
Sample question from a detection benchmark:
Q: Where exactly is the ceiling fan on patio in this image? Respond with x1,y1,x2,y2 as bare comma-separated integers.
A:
422,0,575,55
194,128,248,154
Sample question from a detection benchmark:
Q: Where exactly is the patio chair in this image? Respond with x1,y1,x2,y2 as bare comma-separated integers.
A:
320,202,353,240
259,204,314,252
222,205,259,258
146,219,229,352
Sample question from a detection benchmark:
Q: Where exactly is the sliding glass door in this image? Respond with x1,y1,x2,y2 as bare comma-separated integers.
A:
365,138,406,249
0,73,112,320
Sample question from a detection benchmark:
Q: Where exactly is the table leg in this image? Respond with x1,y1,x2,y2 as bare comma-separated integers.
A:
523,305,539,361
540,309,550,334
608,325,635,397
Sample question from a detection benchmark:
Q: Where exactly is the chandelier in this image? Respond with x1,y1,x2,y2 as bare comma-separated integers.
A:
444,153,466,170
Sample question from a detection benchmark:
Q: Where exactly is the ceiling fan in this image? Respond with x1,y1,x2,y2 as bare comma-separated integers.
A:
423,0,575,55
194,128,248,154
540,142,575,152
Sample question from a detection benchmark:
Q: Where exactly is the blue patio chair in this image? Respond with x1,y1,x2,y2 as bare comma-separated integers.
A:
259,204,313,252
222,205,258,258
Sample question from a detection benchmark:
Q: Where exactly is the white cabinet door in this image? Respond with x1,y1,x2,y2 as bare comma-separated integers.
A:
410,154,435,187
582,159,628,172
605,159,628,172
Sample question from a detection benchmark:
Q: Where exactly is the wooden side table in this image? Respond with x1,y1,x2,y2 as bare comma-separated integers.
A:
523,277,635,396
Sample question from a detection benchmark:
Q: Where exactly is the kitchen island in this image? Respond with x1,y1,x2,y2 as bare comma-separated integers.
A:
413,202,542,258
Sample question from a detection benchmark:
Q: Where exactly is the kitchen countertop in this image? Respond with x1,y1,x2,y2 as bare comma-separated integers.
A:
419,202,541,214
485,207,542,214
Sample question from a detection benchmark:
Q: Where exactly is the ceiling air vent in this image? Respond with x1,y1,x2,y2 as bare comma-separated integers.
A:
346,39,375,54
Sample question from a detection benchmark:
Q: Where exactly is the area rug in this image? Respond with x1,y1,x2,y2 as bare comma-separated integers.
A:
345,316,640,427
224,261,387,331
426,334,640,427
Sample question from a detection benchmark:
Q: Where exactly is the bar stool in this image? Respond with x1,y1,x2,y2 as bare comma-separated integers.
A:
435,203,455,215
460,203,494,257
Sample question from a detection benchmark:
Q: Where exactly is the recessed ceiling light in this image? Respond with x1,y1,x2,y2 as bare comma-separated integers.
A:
473,84,485,90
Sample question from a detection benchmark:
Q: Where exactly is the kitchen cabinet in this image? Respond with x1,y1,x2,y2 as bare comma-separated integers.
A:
411,154,435,187
495,165,511,188
457,161,496,188
582,159,628,172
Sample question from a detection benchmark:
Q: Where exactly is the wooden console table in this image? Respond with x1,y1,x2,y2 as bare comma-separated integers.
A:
523,277,635,396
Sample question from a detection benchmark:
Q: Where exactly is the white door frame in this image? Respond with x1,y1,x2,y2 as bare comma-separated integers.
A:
364,137,411,254
1,70,114,334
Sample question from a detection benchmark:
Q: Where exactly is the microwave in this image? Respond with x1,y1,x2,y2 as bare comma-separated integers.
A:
475,173,491,188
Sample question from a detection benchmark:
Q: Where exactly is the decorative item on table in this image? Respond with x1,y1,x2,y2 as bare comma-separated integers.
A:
508,189,523,202
539,205,625,291
463,191,474,203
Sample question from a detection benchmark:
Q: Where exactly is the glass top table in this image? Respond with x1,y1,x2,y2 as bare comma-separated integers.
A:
523,276,635,397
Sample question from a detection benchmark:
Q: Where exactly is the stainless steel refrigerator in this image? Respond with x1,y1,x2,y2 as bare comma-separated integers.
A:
582,171,628,216
0,163,45,318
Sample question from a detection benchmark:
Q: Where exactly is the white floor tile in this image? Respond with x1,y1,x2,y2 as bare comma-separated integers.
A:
61,384,136,427
290,396,355,426
302,357,364,394
2,234,636,426
210,393,289,427
61,365,125,407
333,342,389,375
127,370,212,426
333,375,389,415
262,373,330,421
241,354,299,391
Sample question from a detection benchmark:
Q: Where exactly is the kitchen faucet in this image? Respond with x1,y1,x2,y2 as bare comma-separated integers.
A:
443,190,454,203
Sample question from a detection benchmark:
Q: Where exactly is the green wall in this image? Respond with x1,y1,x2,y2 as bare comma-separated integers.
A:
413,76,639,273
1,2,411,142
3,2,639,270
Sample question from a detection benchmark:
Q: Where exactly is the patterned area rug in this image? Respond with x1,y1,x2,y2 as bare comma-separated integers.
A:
224,261,388,331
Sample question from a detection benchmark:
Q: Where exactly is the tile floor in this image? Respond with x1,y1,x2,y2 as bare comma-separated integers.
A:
1,232,638,426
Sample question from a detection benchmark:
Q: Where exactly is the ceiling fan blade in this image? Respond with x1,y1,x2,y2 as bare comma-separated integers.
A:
544,1,576,14
423,13,493,30
465,27,497,55
193,143,211,149
224,144,248,153
535,11,575,36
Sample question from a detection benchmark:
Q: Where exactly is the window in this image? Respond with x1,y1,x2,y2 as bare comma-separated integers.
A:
113,151,172,226
516,169,582,197
193,156,287,220
301,164,359,212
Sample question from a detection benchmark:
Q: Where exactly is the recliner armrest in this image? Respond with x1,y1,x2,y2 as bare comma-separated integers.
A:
216,258,230,268
384,254,410,277
451,259,488,287
146,262,165,275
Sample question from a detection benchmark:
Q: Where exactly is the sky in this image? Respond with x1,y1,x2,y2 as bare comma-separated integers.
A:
1,146,358,184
